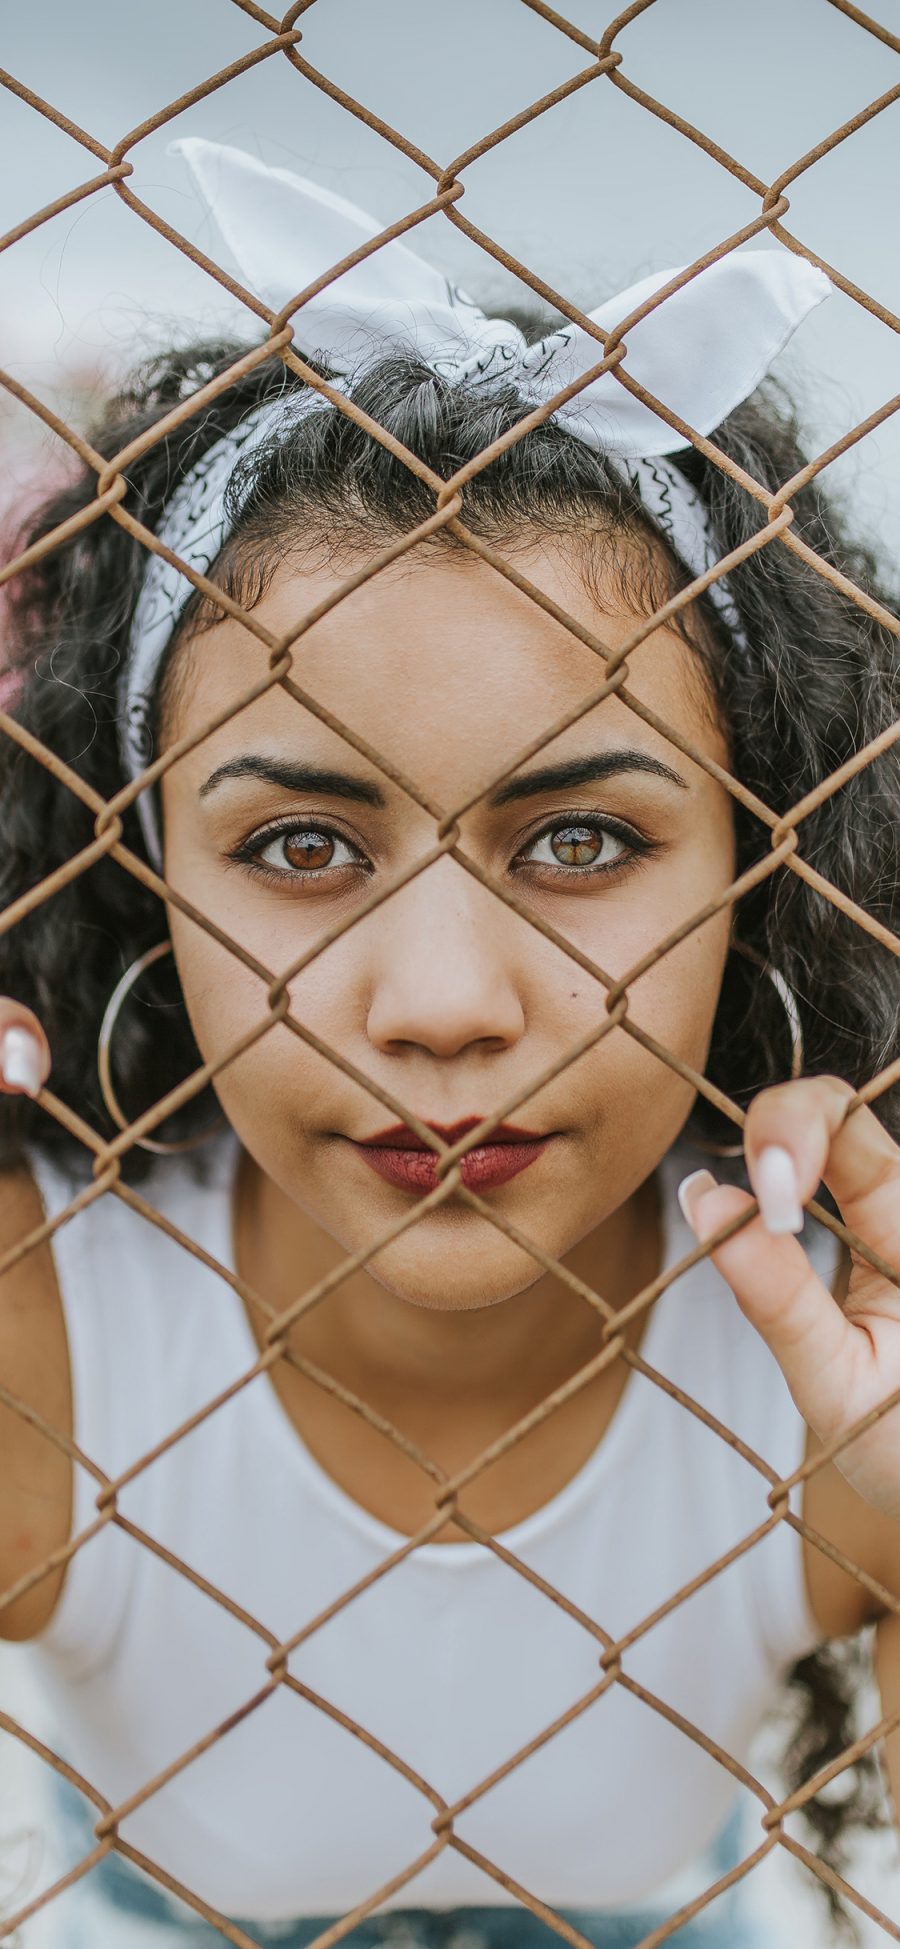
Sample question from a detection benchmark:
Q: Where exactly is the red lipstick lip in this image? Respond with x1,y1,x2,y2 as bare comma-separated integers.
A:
346,1119,557,1194
356,1118,546,1150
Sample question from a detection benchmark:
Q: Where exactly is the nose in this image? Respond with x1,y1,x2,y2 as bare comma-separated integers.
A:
365,854,526,1060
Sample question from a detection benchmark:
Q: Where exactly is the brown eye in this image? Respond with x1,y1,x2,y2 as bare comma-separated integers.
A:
237,823,366,883
282,829,336,870
518,817,641,877
549,824,604,866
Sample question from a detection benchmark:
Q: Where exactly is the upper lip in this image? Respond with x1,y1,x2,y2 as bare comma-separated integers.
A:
354,1117,548,1149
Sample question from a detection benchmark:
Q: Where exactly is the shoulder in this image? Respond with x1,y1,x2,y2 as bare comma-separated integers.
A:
0,1153,72,1640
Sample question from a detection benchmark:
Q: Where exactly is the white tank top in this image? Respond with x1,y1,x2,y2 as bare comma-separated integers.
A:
17,1125,836,1927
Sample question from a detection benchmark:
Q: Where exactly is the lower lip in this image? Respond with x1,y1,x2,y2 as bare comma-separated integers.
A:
352,1138,553,1192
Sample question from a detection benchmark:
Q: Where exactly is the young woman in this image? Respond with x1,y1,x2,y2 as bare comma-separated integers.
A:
0,143,898,1949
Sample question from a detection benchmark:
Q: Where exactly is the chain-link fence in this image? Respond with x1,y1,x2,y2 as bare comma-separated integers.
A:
1,2,899,1944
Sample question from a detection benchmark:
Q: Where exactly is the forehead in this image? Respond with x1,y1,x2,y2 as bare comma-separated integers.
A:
165,539,727,800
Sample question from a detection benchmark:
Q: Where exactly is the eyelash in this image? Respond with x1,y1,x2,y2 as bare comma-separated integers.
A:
227,813,659,890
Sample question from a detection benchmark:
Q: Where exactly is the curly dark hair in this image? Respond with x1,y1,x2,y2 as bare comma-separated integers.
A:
1,319,898,1938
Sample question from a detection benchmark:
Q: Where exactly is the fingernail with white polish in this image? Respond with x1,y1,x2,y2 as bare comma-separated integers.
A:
753,1144,803,1235
677,1168,718,1232
0,1026,44,1096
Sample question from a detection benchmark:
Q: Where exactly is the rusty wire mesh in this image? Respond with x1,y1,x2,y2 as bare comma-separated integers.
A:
1,0,900,1942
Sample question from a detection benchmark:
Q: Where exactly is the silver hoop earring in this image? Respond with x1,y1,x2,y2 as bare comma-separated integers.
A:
685,937,805,1160
97,939,228,1156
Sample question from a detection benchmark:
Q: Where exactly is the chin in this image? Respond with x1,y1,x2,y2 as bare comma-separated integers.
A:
365,1243,548,1312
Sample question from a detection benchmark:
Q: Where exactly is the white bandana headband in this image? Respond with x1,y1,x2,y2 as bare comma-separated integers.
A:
119,137,832,872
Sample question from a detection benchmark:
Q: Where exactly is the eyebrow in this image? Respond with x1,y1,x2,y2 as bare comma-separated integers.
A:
489,749,689,804
199,756,385,807
198,747,689,809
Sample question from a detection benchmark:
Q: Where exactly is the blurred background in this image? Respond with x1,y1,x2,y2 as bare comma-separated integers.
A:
1,0,899,1942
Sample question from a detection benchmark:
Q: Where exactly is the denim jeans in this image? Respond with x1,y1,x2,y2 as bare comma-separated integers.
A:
49,1771,765,1948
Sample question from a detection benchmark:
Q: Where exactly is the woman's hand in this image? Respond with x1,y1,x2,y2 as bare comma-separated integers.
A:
678,1076,900,1519
0,1003,51,1097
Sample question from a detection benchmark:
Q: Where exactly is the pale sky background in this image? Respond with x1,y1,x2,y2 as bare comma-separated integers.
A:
1,3,899,1944
1,0,899,561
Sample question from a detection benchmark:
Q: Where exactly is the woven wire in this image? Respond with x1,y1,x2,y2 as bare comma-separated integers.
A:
1,2,900,1943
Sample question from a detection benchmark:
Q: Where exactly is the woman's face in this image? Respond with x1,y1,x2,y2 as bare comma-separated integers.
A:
160,534,736,1311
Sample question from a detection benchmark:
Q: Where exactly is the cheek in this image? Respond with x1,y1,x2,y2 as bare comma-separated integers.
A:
617,910,732,1075
168,913,358,1111
565,847,733,1055
599,797,734,1051
556,917,729,1200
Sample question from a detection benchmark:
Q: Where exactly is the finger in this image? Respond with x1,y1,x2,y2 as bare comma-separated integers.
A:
0,1004,51,1097
677,1171,864,1438
743,1075,900,1282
